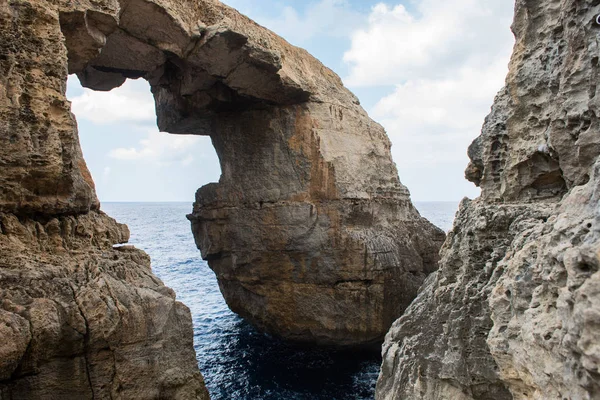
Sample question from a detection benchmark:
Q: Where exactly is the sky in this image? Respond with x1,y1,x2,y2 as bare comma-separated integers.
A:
67,0,516,202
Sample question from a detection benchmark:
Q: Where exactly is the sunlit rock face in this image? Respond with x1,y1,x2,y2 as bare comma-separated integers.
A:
68,0,444,346
1,0,444,396
377,0,600,399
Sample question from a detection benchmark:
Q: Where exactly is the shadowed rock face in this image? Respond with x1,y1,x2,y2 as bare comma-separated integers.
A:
377,0,600,399
1,0,444,396
54,0,444,346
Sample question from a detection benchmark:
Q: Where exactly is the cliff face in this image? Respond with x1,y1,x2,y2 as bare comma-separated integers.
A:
0,1,208,398
0,212,209,399
377,0,600,399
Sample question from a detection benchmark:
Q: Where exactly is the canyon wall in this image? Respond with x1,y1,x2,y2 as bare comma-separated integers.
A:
377,0,600,399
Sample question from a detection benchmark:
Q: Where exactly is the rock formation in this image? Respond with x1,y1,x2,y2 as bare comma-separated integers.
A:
1,0,444,396
0,0,210,397
47,0,444,346
0,213,208,399
180,8,446,345
377,0,600,399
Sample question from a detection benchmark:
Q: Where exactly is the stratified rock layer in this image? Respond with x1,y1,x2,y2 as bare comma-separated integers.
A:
377,0,600,399
43,0,444,345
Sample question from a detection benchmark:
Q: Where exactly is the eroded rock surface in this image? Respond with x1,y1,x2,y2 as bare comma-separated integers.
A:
0,212,208,399
42,0,444,345
377,0,600,399
0,0,209,398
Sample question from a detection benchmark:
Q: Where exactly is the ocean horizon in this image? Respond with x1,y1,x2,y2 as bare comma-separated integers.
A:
101,201,459,399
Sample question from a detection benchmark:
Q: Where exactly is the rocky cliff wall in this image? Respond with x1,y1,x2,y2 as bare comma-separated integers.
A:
377,0,600,399
0,0,209,397
0,211,209,399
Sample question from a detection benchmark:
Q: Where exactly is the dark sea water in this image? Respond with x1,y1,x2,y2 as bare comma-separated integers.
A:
101,201,459,400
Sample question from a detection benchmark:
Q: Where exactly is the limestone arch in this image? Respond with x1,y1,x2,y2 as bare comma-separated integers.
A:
56,0,445,346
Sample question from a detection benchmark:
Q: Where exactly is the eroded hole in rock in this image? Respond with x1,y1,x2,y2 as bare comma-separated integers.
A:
66,77,221,202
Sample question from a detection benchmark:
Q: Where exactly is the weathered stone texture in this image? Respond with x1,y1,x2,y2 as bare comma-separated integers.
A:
0,0,99,216
0,211,209,399
1,0,444,396
377,0,600,399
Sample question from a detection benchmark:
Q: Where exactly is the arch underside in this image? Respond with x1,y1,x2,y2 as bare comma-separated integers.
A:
58,0,446,346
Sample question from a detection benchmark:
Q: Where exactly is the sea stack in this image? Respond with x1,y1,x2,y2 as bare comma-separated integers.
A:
376,0,600,398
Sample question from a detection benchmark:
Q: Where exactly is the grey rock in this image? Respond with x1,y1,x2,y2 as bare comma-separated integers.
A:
377,0,600,398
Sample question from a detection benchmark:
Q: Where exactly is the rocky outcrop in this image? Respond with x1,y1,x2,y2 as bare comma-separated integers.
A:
1,0,443,395
377,0,600,399
0,0,209,397
0,212,208,399
45,0,443,346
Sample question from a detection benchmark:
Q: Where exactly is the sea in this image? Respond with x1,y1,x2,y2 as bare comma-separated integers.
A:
101,201,459,400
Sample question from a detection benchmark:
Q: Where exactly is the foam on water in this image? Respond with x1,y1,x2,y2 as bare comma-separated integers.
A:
102,201,458,400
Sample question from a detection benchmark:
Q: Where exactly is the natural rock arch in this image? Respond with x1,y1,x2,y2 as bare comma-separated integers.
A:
66,0,445,345
0,0,446,397
6,0,445,349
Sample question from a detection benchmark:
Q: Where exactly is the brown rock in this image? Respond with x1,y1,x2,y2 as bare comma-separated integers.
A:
1,0,444,396
0,211,209,399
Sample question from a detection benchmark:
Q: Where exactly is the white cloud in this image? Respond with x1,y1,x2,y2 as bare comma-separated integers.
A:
69,77,156,124
181,155,195,166
373,59,510,159
222,0,365,46
261,0,364,45
109,129,201,166
102,166,111,181
343,1,514,87
341,0,515,200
